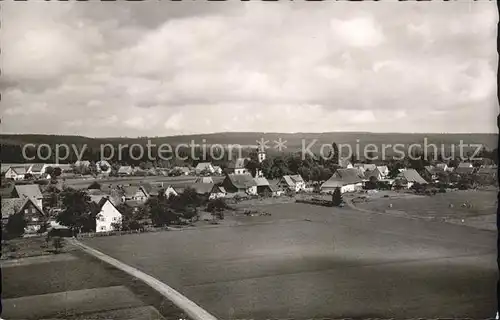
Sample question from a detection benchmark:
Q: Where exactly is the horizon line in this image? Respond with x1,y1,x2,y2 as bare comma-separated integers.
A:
0,131,497,140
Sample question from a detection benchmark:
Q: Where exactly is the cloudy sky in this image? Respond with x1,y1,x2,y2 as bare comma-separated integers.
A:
1,1,498,137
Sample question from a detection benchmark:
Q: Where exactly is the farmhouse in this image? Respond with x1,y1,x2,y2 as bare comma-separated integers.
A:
2,197,46,234
321,168,364,194
253,177,273,195
121,185,149,203
93,197,122,233
4,166,29,180
226,158,249,175
190,183,227,200
364,168,384,181
395,169,428,189
223,174,257,195
277,175,306,192
13,184,44,209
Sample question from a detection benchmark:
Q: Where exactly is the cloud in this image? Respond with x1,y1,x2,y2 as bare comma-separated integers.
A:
1,1,497,136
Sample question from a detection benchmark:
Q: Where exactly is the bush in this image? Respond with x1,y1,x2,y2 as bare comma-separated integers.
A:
6,213,27,238
52,237,64,254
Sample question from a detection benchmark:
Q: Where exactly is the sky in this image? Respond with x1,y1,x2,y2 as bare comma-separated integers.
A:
1,1,498,137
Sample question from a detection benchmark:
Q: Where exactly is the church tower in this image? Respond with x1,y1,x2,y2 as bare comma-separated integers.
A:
256,146,266,177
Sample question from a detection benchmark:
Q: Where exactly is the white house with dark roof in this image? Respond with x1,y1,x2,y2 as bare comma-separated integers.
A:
4,166,30,180
321,168,364,194
226,158,249,175
222,174,257,195
93,197,122,233
277,175,306,192
395,169,428,189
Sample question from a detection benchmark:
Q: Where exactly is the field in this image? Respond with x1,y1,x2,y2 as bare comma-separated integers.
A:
353,190,497,230
83,202,497,319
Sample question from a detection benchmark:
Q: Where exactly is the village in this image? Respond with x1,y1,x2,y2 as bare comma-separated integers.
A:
1,144,498,239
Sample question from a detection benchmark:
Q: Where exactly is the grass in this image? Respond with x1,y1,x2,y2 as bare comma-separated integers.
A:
1,236,74,260
354,189,497,221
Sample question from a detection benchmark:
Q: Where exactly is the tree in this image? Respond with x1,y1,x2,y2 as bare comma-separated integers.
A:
87,161,98,176
53,167,62,177
331,142,340,166
147,195,179,227
43,185,61,209
206,198,227,220
56,189,93,235
24,173,34,180
6,213,27,238
45,166,54,176
332,187,343,206
244,158,260,178
365,176,378,190
52,237,64,254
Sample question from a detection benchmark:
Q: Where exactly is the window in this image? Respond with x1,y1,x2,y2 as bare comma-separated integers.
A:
100,226,106,231
24,209,29,214
99,216,105,222
112,217,118,222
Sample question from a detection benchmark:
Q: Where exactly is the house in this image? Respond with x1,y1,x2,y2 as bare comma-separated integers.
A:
13,184,44,209
93,197,122,233
376,166,389,178
28,163,45,177
190,183,226,200
163,185,180,198
117,166,133,176
4,166,29,180
121,185,149,203
195,162,215,175
2,197,46,234
395,169,428,189
195,176,214,184
321,168,364,194
277,175,306,192
213,166,223,175
222,174,257,195
226,158,249,175
364,168,384,181
423,165,439,181
253,177,274,195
